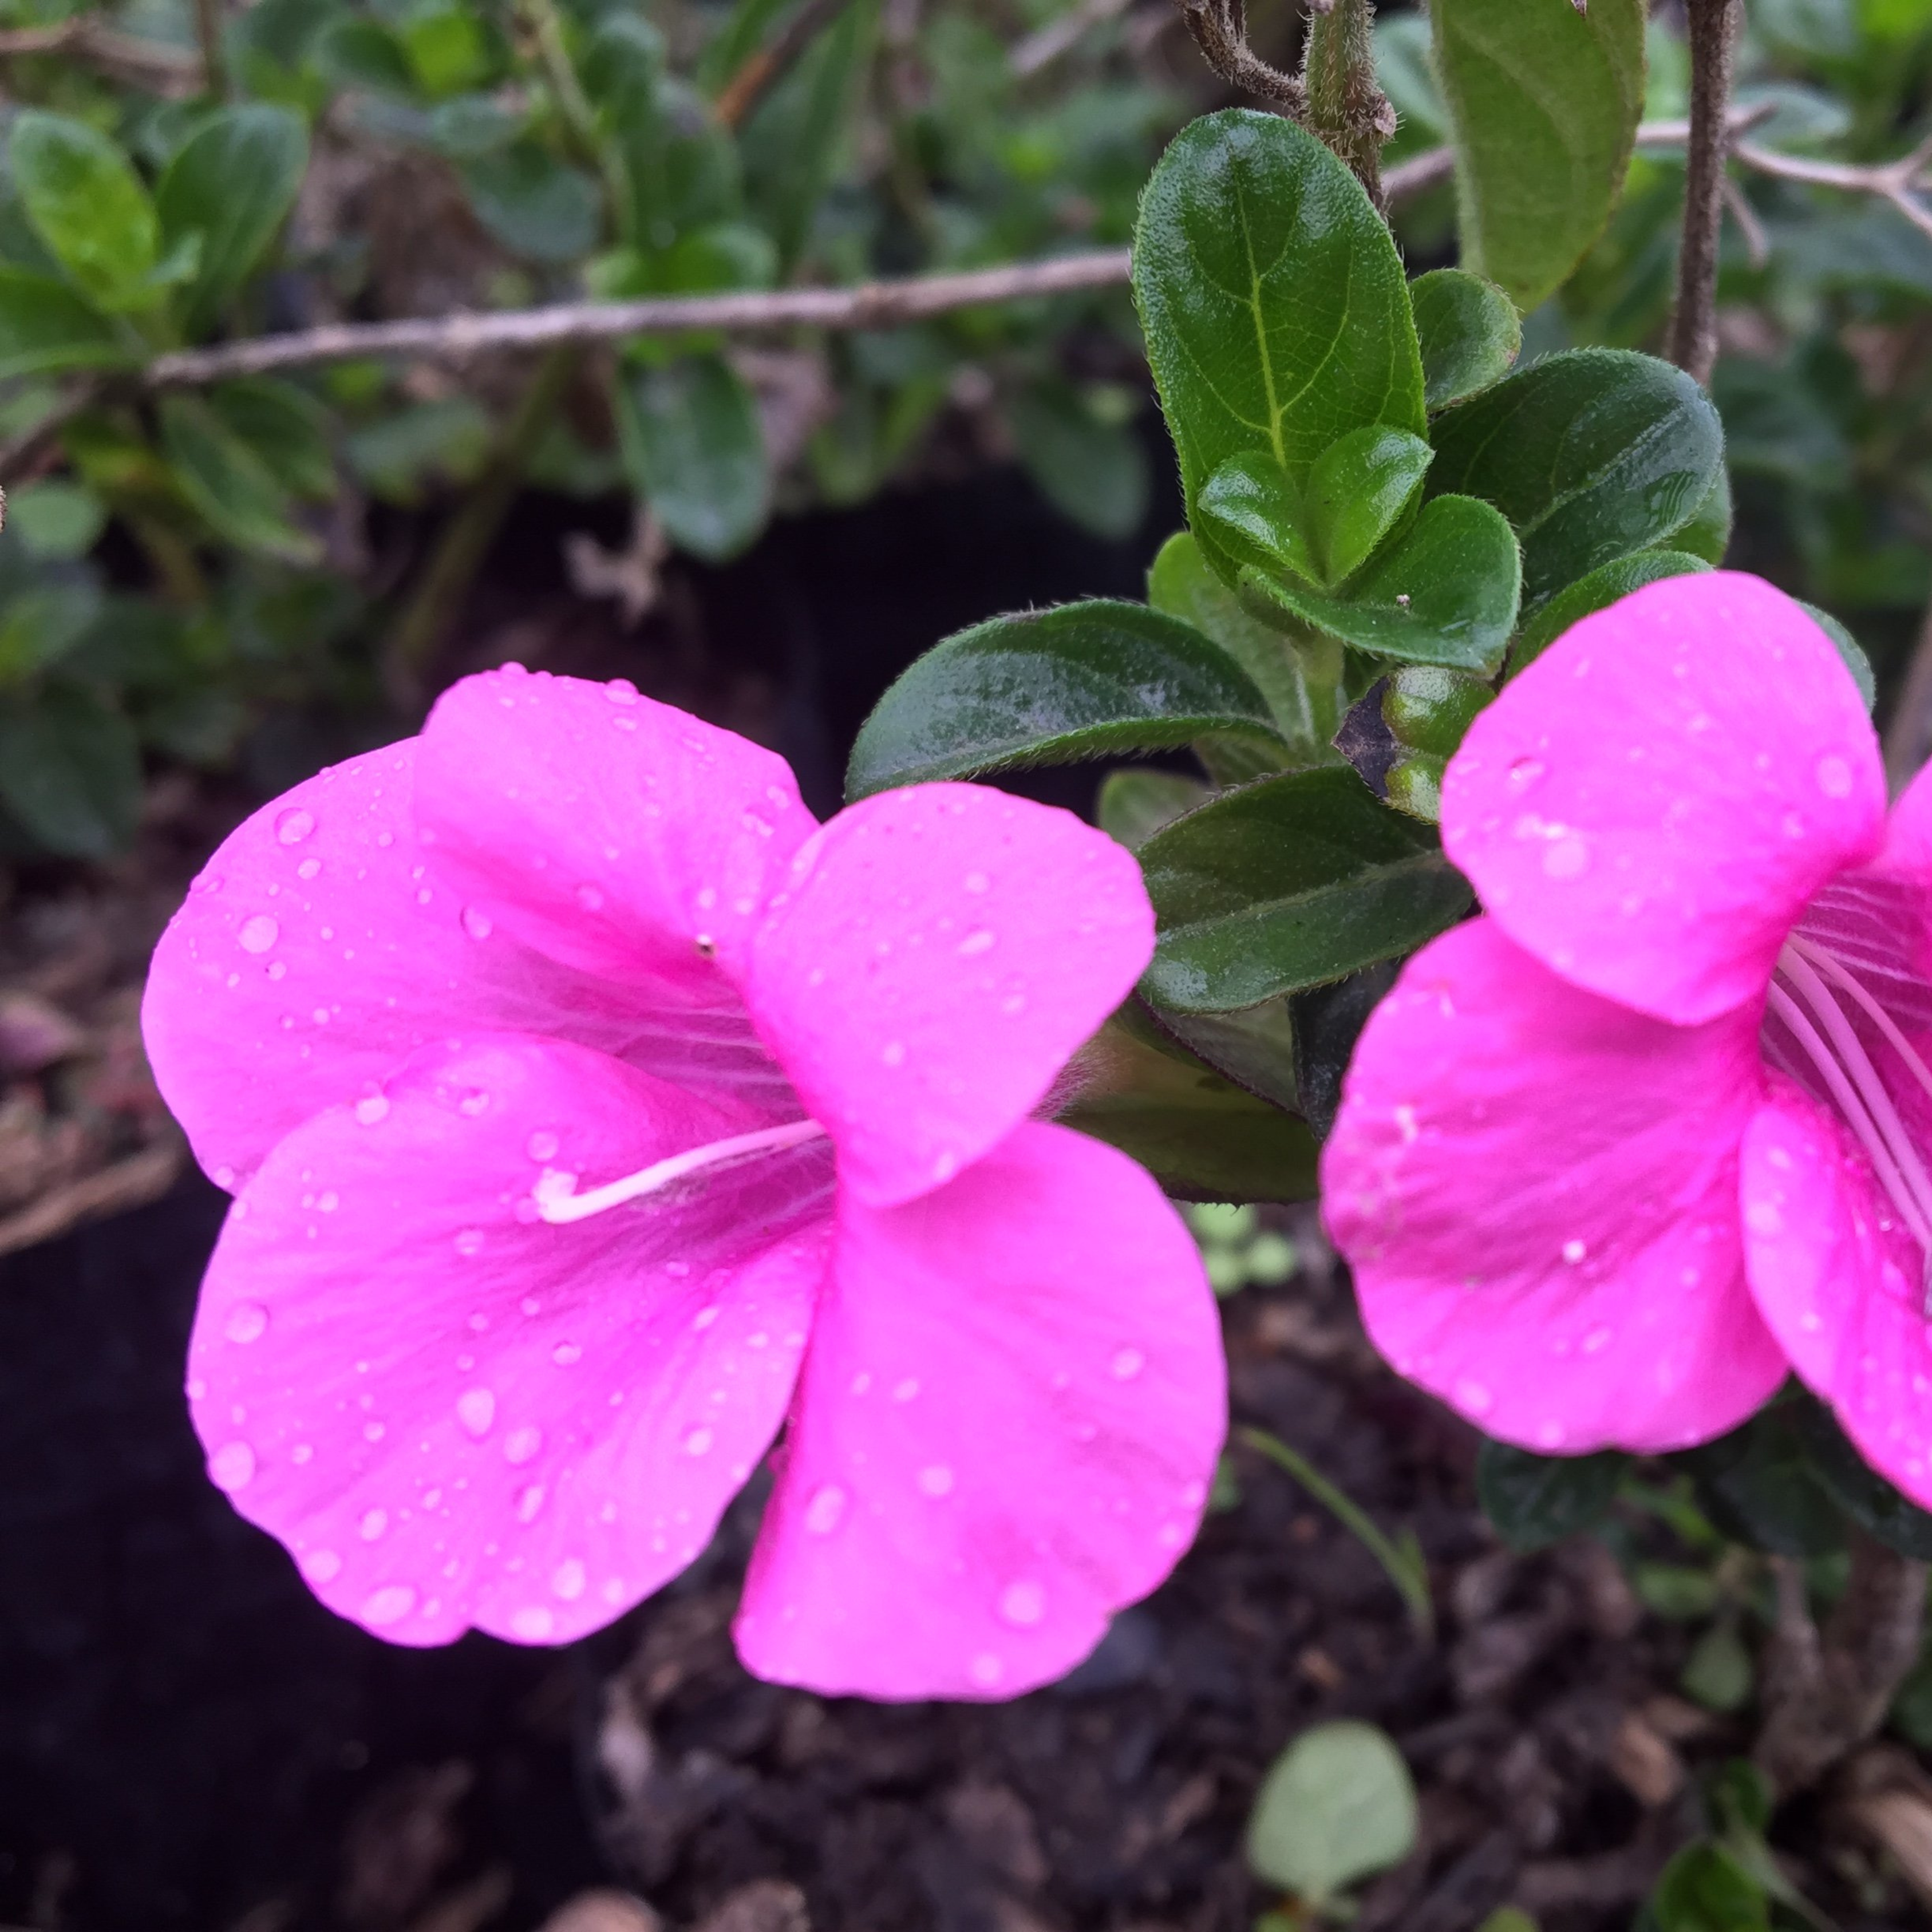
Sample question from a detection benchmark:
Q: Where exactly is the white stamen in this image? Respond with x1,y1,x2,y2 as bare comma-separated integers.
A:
535,1119,828,1224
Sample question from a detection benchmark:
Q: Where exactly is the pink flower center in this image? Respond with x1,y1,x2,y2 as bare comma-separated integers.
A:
1763,875,1932,1306
535,1118,830,1224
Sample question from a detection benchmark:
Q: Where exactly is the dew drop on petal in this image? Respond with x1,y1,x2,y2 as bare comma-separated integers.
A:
457,1388,496,1437
453,1228,484,1257
209,1441,255,1491
997,1580,1045,1627
957,930,995,957
1543,837,1590,881
1816,754,1854,799
552,1558,586,1600
275,808,315,846
917,1464,954,1498
224,1302,270,1345
1747,1199,1784,1237
504,1425,543,1465
511,1606,556,1641
238,915,279,954
461,906,493,941
552,1342,582,1366
1561,1239,1586,1265
969,1653,1003,1688
881,1040,906,1068
360,1508,389,1540
682,1425,715,1457
515,1483,546,1523
1454,1378,1494,1416
354,1095,390,1126
301,1548,342,1584
1110,1348,1144,1381
963,872,990,895
804,1484,847,1535
362,1585,417,1627
891,1377,920,1403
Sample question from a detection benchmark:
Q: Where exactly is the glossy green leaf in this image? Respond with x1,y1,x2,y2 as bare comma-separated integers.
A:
1246,1721,1418,1904
1675,467,1732,566
1243,493,1522,674
1133,109,1425,584
1291,962,1397,1140
156,105,309,335
1673,1406,1846,1558
0,685,141,859
1795,1400,1932,1560
9,112,160,312
1429,350,1725,613
1198,452,1317,583
1681,1626,1753,1714
1060,1013,1319,1204
1431,0,1646,311
159,394,323,565
1096,769,1211,850
1147,531,1353,758
1149,999,1299,1113
1137,768,1472,1013
1650,1844,1771,1932
1307,426,1434,584
1476,1440,1630,1551
1800,602,1878,713
618,354,769,563
313,16,418,94
1511,550,1712,671
0,267,129,378
1410,268,1520,410
847,600,1283,798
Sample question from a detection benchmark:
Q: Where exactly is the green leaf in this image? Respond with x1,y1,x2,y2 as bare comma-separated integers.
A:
1059,1012,1320,1205
1151,999,1299,1112
0,685,141,859
1245,1721,1418,1905
1650,1843,1771,1932
1430,0,1646,311
208,378,335,500
1147,530,1353,758
460,143,601,262
1199,451,1318,584
1314,428,1435,586
1476,1440,1630,1551
1795,1399,1932,1560
1096,769,1211,851
1132,109,1425,585
1291,961,1397,1140
0,266,129,378
1429,350,1725,614
1681,1626,1754,1714
1675,467,1732,566
1511,550,1712,672
846,601,1284,799
9,112,160,313
1242,493,1522,674
1672,1405,1846,1559
159,394,323,564
1010,382,1150,543
618,354,769,563
5,480,106,560
313,16,418,95
1799,603,1878,714
1136,768,1472,1013
155,105,309,336
1410,268,1520,410
345,396,491,504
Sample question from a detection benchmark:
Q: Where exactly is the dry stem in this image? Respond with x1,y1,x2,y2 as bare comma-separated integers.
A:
1666,0,1742,385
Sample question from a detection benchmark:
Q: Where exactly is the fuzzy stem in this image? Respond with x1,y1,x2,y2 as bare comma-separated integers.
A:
1299,0,1394,213
1666,0,1742,386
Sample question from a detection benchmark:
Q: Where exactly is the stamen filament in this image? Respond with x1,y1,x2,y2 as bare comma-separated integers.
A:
1787,934,1932,1113
536,1118,829,1224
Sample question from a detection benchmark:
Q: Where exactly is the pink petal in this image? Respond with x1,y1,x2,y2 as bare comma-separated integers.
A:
415,667,812,987
746,785,1153,1206
1323,919,1787,1452
732,1121,1223,1700
189,1032,832,1646
1441,572,1886,1025
1742,1080,1932,1507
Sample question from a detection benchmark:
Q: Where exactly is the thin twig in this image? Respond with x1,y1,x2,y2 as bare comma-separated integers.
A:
1010,0,1133,78
0,14,203,91
1667,0,1742,386
1168,0,1305,117
192,0,226,98
714,0,856,129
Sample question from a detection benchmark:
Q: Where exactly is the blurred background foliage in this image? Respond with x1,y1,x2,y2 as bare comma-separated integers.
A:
5,0,1932,864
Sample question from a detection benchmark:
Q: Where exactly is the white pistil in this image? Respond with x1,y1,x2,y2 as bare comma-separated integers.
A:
535,1118,828,1224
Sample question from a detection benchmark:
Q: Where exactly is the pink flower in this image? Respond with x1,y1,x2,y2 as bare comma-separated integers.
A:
142,667,1224,1697
1324,570,1932,1501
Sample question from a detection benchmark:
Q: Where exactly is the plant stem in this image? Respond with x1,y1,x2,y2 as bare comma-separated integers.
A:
1240,1425,1435,1642
520,0,627,227
1667,0,1742,387
715,0,855,129
192,0,226,97
1299,0,1394,214
380,346,577,706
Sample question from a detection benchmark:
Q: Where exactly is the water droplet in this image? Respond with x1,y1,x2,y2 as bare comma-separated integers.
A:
917,1464,954,1498
360,1508,388,1540
881,1040,906,1068
1506,757,1544,793
1543,837,1590,880
238,915,279,954
457,1388,495,1437
1561,1238,1586,1265
209,1441,255,1491
957,930,995,957
511,1605,556,1641
1453,1378,1494,1416
997,1579,1045,1626
224,1302,269,1345
804,1484,847,1534
1110,1348,1144,1381
605,679,639,705
275,808,315,846
301,1548,342,1584
1817,753,1854,799
969,1653,1002,1688
504,1425,543,1465
682,1425,714,1457
892,1377,920,1402
454,1228,484,1257
297,858,321,880
461,906,493,941
1747,1199,1784,1237
362,1585,416,1626
575,883,605,912
963,872,990,895
515,1483,546,1523
1583,1326,1613,1354
552,1558,587,1599
354,1095,390,1126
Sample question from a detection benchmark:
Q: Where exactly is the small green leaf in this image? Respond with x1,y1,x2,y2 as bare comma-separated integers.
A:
345,397,491,504
1649,1843,1771,1932
1010,382,1150,543
159,394,322,564
9,112,160,312
1410,269,1521,410
1681,1626,1754,1715
1799,603,1878,714
1306,426,1435,584
1059,1012,1319,1205
617,354,769,563
460,143,601,263
1476,1440,1630,1550
1674,467,1732,566
1245,1721,1418,1905
1096,769,1211,851
1198,451,1317,583
1431,0,1646,311
1137,768,1471,1013
1510,550,1712,672
1291,961,1397,1140
208,378,335,500
1672,1405,1846,1559
1151,999,1299,1113
1634,1564,1721,1621
0,685,141,859
6,480,106,560
155,105,309,335
1795,1399,1932,1561
1243,493,1522,674
0,267,128,378
1428,349,1725,613
313,16,418,95
1148,530,1353,759
846,602,1284,799
1133,109,1425,585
